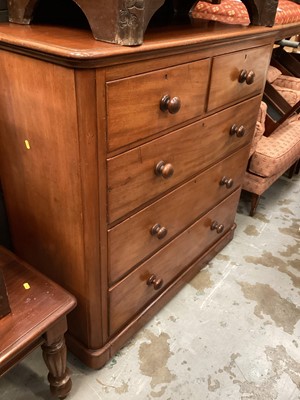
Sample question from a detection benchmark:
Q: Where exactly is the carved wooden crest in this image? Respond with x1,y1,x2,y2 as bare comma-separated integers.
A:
118,0,145,44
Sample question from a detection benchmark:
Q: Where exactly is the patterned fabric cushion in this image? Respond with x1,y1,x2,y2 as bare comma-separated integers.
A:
272,84,300,106
276,0,300,24
270,72,300,106
274,75,300,91
242,168,286,195
267,66,282,84
191,0,249,25
191,0,300,25
248,120,300,177
288,113,300,123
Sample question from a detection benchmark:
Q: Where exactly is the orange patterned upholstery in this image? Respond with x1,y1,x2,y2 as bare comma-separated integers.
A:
273,75,300,92
267,66,300,106
242,102,300,210
248,118,300,177
191,0,250,25
191,0,300,25
267,66,282,83
249,101,267,157
273,84,300,106
276,1,300,24
242,167,285,195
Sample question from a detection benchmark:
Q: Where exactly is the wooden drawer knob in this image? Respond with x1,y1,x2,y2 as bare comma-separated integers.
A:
150,223,168,239
211,221,224,234
155,161,174,179
147,274,163,290
160,95,181,114
230,124,245,138
238,69,255,85
220,176,234,189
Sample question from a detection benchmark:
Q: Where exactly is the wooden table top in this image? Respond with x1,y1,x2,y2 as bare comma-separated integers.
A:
0,246,76,371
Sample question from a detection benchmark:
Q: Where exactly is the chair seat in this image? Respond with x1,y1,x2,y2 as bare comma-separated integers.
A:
191,0,300,25
248,119,300,178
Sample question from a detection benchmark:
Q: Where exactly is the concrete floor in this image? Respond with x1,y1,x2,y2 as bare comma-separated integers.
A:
1,173,299,400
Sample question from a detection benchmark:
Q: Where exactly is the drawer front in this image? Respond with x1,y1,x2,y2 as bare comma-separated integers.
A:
109,189,241,335
108,145,250,284
208,45,271,111
107,95,260,222
106,59,210,151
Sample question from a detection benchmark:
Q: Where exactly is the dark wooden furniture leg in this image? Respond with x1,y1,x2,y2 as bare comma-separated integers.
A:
287,162,297,179
42,318,72,399
296,160,300,174
288,159,300,176
250,193,260,216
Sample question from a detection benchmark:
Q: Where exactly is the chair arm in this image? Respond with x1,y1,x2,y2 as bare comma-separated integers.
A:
273,75,300,92
249,102,267,157
272,83,300,107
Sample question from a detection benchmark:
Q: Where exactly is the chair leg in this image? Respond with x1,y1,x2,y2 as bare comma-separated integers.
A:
287,162,297,178
295,159,300,175
250,194,260,216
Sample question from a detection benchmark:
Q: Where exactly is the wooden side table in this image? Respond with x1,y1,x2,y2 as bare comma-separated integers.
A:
0,246,77,398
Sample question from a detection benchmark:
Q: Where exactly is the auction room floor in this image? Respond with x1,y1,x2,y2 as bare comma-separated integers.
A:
1,173,299,400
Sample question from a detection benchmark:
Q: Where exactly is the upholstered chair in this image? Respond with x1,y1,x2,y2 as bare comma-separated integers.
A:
242,101,300,216
267,65,300,106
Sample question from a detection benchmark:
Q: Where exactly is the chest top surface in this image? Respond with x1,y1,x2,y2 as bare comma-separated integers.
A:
0,20,299,67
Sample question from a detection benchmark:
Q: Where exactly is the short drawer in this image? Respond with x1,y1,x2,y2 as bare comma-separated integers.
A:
107,95,260,222
108,189,241,335
106,59,210,151
208,45,271,111
108,145,250,284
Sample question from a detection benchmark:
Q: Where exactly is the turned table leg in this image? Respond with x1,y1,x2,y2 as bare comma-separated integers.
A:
42,318,72,399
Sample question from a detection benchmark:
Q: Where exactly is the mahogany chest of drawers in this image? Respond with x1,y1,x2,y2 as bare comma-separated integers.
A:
0,21,297,368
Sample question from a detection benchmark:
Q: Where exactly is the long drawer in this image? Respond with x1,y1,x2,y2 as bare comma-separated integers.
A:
109,189,241,335
108,145,250,284
107,95,260,222
106,59,211,151
208,45,271,111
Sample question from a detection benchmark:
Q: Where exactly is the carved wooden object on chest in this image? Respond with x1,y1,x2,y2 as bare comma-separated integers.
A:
7,0,279,45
